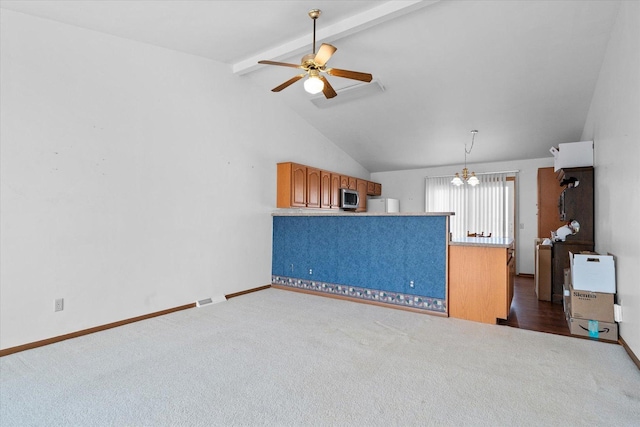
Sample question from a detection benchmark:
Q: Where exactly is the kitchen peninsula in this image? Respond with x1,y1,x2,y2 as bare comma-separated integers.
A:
449,237,515,324
271,212,452,315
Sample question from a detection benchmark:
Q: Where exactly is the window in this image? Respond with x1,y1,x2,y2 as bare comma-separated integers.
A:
425,173,515,239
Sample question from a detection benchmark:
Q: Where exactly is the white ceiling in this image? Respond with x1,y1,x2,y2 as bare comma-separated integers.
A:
0,0,622,172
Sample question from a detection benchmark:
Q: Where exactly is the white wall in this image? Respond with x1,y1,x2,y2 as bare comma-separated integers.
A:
580,1,640,357
371,157,555,275
0,10,369,350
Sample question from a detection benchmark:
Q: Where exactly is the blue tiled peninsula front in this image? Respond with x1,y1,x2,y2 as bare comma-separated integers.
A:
271,212,452,315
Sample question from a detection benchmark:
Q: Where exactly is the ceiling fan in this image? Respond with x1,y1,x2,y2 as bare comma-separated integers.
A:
258,9,373,99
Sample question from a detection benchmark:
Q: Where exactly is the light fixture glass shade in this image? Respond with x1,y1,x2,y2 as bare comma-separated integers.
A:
451,174,464,186
467,173,479,186
304,76,324,94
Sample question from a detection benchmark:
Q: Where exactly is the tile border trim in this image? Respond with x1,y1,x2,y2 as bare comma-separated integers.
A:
271,275,446,313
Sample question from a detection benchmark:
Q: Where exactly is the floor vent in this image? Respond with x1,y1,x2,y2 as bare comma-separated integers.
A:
196,295,226,307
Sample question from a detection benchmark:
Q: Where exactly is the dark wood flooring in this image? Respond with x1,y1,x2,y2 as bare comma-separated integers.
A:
498,275,571,336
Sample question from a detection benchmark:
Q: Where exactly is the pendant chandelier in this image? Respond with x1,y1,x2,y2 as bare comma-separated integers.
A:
452,130,480,186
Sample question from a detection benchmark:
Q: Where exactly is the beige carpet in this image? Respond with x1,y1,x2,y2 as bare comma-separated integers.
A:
1,288,639,426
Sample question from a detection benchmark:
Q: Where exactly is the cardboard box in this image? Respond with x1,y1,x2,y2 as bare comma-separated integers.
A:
570,252,615,293
535,242,552,301
567,284,614,323
550,140,593,172
566,317,618,341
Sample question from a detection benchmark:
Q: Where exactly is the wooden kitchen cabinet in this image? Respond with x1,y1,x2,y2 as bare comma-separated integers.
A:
341,175,357,190
366,181,383,196
306,167,321,208
330,173,341,209
367,181,375,195
278,162,381,210
449,242,515,324
277,162,319,208
356,179,368,212
320,170,331,209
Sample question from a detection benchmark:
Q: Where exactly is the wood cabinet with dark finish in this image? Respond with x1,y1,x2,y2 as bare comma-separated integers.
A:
556,167,594,242
550,166,594,303
537,167,565,238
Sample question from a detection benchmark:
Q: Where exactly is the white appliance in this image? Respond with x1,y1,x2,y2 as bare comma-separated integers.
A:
367,198,400,213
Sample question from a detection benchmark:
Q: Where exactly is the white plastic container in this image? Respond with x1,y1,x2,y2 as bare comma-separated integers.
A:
570,252,616,293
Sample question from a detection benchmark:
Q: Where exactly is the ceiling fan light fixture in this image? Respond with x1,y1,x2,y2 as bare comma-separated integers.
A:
304,70,324,94
257,9,372,99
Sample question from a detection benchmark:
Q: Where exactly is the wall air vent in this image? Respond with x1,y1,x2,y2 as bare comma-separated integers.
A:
310,79,385,108
196,295,227,307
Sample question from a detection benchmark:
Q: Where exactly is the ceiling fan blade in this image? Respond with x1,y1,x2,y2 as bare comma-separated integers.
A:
314,43,337,67
326,68,373,82
319,76,337,99
258,60,303,69
271,74,306,92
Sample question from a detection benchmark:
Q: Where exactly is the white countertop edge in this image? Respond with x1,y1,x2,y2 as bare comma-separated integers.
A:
271,210,454,217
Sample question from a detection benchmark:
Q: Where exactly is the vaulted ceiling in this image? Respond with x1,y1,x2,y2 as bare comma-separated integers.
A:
0,1,622,172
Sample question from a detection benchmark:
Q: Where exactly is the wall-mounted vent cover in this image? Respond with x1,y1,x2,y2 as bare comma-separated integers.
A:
310,79,385,108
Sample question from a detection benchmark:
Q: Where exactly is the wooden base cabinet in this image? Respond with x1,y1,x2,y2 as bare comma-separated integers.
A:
449,244,515,324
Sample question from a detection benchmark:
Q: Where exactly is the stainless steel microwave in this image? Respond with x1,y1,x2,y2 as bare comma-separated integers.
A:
340,188,359,210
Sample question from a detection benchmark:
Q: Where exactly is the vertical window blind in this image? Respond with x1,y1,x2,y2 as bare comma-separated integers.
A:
425,173,513,239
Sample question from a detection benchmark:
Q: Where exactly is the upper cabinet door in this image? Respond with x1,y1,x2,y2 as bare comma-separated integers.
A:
290,163,308,207
330,173,341,209
320,170,332,209
367,181,375,195
306,167,321,208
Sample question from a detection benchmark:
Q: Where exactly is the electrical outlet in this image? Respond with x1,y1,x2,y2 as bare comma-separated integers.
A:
409,280,415,288
519,223,525,229
309,269,313,275
54,298,64,312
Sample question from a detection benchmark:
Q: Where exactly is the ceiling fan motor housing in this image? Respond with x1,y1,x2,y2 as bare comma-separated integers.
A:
302,54,317,69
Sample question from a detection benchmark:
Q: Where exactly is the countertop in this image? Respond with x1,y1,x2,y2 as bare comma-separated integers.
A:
272,210,454,217
449,237,514,248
